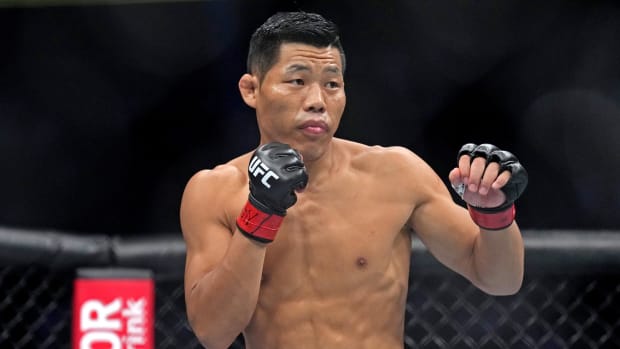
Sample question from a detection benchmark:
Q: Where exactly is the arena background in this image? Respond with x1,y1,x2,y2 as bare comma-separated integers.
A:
2,0,620,234
1,0,620,348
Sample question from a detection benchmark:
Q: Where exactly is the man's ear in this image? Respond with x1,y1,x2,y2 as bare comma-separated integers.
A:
239,73,259,109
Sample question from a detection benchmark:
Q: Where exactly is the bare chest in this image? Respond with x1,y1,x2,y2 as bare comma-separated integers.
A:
257,180,414,299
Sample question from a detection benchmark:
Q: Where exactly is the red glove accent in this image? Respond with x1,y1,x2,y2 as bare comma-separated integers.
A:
467,204,516,230
236,200,284,243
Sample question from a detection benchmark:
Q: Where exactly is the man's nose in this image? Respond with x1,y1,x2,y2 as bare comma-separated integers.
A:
303,83,326,113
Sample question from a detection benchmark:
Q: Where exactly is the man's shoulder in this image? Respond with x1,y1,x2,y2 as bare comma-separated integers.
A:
337,139,426,172
184,152,252,195
334,139,440,203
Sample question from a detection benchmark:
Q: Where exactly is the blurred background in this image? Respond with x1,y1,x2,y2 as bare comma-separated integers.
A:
1,0,620,237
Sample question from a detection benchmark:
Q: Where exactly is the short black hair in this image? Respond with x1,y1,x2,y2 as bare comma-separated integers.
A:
247,12,346,80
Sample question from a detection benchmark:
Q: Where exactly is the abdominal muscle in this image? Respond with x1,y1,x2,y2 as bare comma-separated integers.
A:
242,226,412,349
244,284,408,349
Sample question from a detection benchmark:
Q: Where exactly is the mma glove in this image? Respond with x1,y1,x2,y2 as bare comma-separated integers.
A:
454,143,528,230
236,142,308,243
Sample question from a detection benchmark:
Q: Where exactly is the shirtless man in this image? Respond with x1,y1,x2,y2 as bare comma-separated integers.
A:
181,11,528,349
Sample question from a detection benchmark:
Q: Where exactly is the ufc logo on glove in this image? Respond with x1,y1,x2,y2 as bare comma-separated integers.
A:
249,156,280,188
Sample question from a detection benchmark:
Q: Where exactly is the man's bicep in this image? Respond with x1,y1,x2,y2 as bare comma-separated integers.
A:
184,226,232,309
180,170,235,304
410,181,480,279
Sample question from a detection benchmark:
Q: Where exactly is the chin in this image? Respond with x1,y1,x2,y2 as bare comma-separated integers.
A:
277,134,333,161
298,144,328,163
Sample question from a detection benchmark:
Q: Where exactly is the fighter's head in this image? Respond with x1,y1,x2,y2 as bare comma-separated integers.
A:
246,12,346,82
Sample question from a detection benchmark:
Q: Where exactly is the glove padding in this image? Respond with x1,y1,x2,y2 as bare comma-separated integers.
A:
457,143,528,212
248,142,308,215
454,143,528,230
237,142,308,243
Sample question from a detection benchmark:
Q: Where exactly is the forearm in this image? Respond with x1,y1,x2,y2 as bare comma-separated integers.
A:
188,232,266,348
471,222,524,295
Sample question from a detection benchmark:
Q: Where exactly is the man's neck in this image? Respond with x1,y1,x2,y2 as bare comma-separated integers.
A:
303,139,339,190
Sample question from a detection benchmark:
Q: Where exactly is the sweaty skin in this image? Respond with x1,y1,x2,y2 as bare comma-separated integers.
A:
181,43,524,349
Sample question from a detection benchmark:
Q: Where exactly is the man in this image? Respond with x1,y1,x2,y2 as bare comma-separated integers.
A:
180,11,527,349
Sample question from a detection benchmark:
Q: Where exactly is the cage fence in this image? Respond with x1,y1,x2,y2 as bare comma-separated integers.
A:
1,229,619,348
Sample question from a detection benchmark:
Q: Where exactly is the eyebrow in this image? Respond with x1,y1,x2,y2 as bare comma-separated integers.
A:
284,64,342,75
285,64,311,74
323,65,341,75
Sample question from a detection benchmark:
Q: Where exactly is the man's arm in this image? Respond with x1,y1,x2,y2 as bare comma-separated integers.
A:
408,144,527,296
181,167,266,349
181,142,308,349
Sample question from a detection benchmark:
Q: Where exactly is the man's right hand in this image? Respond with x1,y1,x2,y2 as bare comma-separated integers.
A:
236,142,308,243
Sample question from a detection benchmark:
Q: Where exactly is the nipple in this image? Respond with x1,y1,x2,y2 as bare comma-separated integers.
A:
356,257,368,268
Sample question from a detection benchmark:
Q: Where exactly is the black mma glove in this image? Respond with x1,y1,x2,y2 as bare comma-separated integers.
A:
236,142,308,243
455,143,528,230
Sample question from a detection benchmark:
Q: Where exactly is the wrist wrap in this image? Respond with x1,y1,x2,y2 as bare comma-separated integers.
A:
467,204,516,231
236,200,284,243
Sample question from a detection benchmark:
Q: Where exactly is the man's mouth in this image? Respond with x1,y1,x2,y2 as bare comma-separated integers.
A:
299,120,328,135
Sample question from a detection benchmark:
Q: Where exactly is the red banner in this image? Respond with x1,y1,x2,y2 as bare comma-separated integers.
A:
72,269,154,349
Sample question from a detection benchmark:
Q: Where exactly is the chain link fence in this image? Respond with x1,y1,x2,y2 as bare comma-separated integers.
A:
1,229,619,348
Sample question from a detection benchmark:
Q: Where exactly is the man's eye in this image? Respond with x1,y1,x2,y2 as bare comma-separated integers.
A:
289,79,304,85
326,81,340,88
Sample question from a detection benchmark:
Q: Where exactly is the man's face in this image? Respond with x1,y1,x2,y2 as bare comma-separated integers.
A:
253,43,346,161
